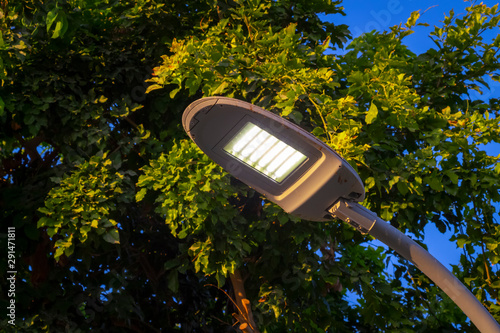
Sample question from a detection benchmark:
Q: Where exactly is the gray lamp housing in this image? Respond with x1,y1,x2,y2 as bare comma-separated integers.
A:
182,97,365,221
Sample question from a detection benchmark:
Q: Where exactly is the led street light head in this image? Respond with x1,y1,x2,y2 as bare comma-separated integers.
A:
182,97,365,221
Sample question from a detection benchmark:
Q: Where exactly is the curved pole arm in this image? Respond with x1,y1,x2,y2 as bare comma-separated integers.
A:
329,199,500,333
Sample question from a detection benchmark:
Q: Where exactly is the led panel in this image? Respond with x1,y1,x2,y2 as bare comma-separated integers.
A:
223,122,307,182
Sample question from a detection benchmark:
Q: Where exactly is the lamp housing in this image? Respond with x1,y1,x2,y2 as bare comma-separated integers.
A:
182,97,365,221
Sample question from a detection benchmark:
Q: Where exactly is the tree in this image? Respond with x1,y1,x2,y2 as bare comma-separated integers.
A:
1,0,499,331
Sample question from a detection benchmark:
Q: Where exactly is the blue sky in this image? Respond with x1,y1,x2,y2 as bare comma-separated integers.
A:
334,0,500,54
328,0,500,268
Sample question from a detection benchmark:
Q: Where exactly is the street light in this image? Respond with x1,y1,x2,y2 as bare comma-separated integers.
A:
182,96,500,332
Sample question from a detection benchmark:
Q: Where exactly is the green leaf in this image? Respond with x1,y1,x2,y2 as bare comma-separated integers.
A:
445,170,459,184
46,9,59,33
396,181,409,195
186,76,201,95
47,227,58,237
216,270,226,287
365,102,378,124
54,246,65,260
146,84,163,94
167,270,179,292
311,127,325,137
103,228,120,244
47,10,68,39
164,258,181,270
54,13,68,39
380,208,393,221
37,216,53,228
406,11,420,28
426,176,443,192
486,242,498,251
135,188,147,202
365,177,376,190
169,87,181,99
464,276,477,286
211,81,229,95
64,244,75,257
456,237,470,248
177,227,189,239
0,96,4,117
285,23,297,37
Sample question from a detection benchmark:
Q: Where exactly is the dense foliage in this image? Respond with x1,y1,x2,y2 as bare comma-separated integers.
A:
1,0,499,331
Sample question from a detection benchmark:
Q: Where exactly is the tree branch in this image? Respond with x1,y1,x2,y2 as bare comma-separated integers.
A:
230,270,259,333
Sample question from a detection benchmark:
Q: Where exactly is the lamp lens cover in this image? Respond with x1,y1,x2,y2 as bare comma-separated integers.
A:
223,122,307,182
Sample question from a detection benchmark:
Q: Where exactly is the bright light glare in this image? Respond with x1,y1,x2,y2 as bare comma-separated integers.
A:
223,122,307,182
